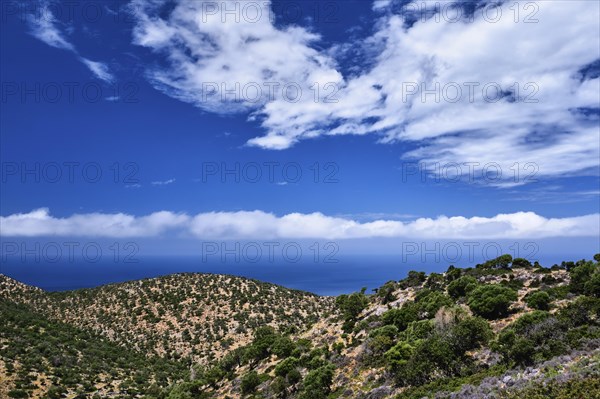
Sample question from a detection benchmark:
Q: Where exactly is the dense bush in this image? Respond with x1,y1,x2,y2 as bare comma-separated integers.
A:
274,357,299,378
387,315,491,386
511,257,533,268
240,371,261,395
415,290,454,318
467,285,517,319
447,276,478,299
382,303,419,331
525,291,552,310
298,364,335,399
569,260,598,293
477,254,513,269
399,271,427,288
376,281,398,304
336,291,369,331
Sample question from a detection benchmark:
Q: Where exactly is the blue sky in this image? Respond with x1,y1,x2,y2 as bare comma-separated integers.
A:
1,0,599,264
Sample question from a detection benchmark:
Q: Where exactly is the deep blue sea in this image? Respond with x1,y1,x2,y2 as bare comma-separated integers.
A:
0,254,580,296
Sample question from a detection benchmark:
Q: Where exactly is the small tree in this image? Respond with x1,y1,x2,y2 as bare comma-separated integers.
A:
241,371,261,395
512,258,532,268
298,364,335,399
447,276,478,299
467,285,517,319
526,291,552,310
585,272,600,297
570,261,597,293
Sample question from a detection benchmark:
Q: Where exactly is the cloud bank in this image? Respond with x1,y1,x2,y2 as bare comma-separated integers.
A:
1,209,597,240
131,0,600,180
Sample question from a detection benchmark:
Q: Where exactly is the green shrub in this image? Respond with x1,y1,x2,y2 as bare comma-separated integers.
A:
570,261,597,293
298,364,335,399
376,281,398,304
399,271,426,289
274,357,299,378
584,272,600,297
449,316,493,353
425,273,446,291
525,291,552,310
8,390,28,399
447,276,478,299
384,341,414,371
382,303,419,331
336,291,369,331
511,258,532,268
467,285,517,319
241,371,261,395
478,254,513,269
415,290,453,318
271,336,295,358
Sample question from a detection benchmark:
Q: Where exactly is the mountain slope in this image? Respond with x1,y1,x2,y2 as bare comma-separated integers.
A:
0,273,336,364
1,255,600,399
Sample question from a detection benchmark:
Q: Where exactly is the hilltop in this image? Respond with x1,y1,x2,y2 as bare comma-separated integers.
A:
1,254,600,398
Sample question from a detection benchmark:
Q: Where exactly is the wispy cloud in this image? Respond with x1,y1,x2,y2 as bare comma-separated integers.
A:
131,0,600,182
1,208,598,239
26,1,114,83
27,6,74,51
80,57,114,83
151,179,176,186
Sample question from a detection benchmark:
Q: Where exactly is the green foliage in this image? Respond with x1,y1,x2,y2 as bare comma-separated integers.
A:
366,325,399,364
525,291,552,310
387,315,491,387
241,371,261,395
494,300,600,367
271,336,295,358
477,254,513,269
467,285,517,319
445,265,462,282
584,271,600,297
511,257,533,268
382,303,419,331
415,290,454,318
298,364,335,399
447,276,478,299
0,299,186,398
384,341,414,371
8,390,28,399
399,271,426,289
376,281,398,304
425,273,446,291
271,376,288,395
274,357,299,378
336,291,369,331
448,316,493,354
569,261,598,293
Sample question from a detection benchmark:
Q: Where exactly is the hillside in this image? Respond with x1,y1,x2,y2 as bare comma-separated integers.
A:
0,273,336,364
1,255,600,399
172,255,600,399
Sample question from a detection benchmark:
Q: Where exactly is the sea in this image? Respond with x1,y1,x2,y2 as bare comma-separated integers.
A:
0,254,580,296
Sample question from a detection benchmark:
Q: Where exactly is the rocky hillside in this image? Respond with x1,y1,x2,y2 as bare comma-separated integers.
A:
173,255,600,399
0,273,336,365
1,254,600,399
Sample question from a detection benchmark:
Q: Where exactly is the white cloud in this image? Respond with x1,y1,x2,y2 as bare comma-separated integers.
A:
0,209,189,238
27,4,74,51
80,58,115,83
151,179,176,186
1,208,597,240
27,1,114,83
131,0,600,180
